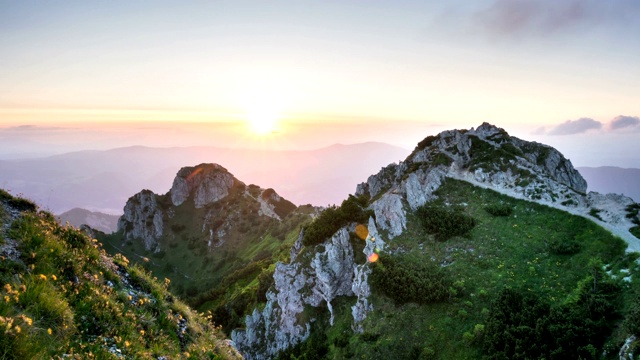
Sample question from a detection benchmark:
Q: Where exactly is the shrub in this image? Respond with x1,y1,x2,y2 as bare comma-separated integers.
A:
303,194,371,247
588,208,604,221
484,203,513,217
548,237,581,255
416,204,476,241
370,254,451,305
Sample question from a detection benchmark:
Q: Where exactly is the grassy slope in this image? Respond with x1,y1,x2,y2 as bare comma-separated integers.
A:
0,191,239,359
307,179,639,360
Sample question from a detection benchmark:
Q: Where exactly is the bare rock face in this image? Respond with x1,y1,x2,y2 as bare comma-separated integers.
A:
233,227,358,359
117,190,163,251
370,193,406,238
308,228,355,324
351,217,384,333
170,164,238,208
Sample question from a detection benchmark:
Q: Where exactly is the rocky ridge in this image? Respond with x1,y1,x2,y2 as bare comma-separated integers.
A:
233,123,640,359
357,122,638,250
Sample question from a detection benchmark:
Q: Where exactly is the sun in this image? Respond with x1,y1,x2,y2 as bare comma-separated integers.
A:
246,105,278,135
237,80,290,136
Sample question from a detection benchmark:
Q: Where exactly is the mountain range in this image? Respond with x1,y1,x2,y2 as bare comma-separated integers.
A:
3,122,640,359
578,166,640,203
0,143,409,215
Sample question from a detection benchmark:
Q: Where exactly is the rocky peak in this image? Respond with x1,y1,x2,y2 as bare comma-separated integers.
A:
117,163,297,252
170,163,241,208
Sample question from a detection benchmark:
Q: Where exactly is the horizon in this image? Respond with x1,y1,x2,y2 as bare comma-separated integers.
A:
1,1,640,167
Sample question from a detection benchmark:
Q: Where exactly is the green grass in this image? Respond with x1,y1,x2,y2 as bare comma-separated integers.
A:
315,179,636,359
0,192,239,359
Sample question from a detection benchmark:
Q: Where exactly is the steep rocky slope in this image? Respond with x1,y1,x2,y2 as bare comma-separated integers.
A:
233,123,640,359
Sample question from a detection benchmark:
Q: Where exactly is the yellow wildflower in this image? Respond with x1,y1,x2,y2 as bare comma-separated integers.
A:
125,341,130,347
51,275,57,281
3,284,11,292
140,330,145,336
4,296,9,303
47,328,52,335
38,274,47,281
15,325,21,333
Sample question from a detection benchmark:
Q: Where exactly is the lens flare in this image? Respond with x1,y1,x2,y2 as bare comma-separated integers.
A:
355,224,369,240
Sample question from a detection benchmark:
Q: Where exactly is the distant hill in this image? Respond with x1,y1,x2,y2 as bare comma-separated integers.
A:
578,166,640,202
0,142,409,214
56,207,120,233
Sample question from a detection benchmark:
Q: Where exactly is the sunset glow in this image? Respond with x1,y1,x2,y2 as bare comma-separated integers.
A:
0,2,639,167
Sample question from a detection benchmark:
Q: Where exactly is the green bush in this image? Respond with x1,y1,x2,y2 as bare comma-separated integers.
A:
548,237,581,255
416,204,476,241
588,208,604,221
483,275,621,359
303,194,371,247
484,203,513,217
370,254,451,305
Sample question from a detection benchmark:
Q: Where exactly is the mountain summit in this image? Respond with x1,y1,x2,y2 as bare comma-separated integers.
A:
117,163,298,252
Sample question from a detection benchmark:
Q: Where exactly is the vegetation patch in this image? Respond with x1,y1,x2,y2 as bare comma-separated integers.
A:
416,204,476,241
0,189,37,212
303,194,372,247
484,203,513,217
309,179,633,360
483,270,622,360
408,135,438,159
589,207,604,221
0,193,238,359
370,254,451,305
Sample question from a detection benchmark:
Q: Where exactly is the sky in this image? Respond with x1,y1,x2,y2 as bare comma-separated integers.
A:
1,0,639,166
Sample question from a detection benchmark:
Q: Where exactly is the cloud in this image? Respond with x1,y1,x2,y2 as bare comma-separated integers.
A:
547,118,602,135
473,0,640,37
1,125,68,132
609,115,640,131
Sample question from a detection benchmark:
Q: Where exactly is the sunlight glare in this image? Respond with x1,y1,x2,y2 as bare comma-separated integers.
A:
239,81,291,136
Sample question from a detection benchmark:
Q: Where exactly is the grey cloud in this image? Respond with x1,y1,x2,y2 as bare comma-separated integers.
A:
2,125,69,132
547,118,602,135
609,115,640,131
473,0,640,37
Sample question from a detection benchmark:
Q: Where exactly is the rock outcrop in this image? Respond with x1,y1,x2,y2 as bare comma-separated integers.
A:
118,190,164,251
170,164,238,208
233,226,376,359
